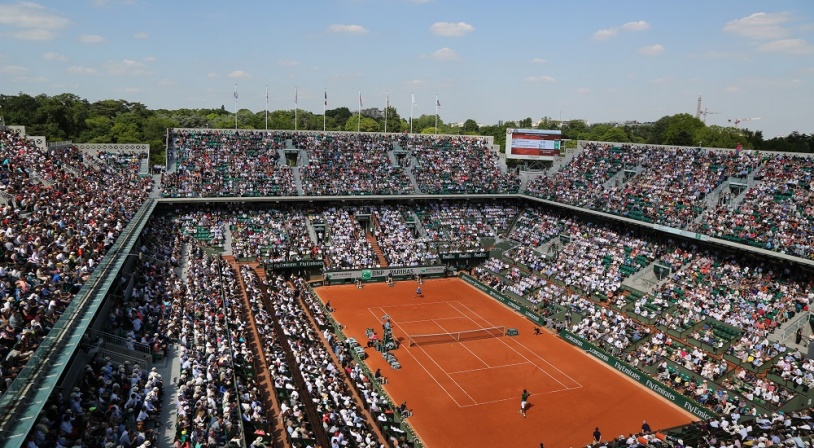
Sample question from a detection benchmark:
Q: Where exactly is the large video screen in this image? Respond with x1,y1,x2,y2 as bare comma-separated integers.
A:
506,128,562,160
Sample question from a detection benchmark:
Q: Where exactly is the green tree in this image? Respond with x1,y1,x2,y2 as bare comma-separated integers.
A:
661,113,705,146
518,117,533,128
380,106,402,133
462,119,479,133
344,116,380,132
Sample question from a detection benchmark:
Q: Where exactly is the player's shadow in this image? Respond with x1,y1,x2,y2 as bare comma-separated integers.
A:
525,403,535,412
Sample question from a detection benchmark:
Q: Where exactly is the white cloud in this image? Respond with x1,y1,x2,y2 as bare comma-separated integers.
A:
406,79,425,86
66,65,98,75
530,57,547,64
277,59,300,67
0,65,29,76
593,20,650,41
621,20,651,32
42,51,67,61
133,31,149,39
0,2,69,29
207,72,220,78
10,29,56,40
143,56,156,62
757,38,814,54
423,47,459,61
725,86,742,92
525,75,556,83
327,24,368,34
228,70,250,79
575,87,590,94
593,28,618,41
429,22,475,37
724,12,792,40
79,34,105,43
638,44,665,56
105,59,151,76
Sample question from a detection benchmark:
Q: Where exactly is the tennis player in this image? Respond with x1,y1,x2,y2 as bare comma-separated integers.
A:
519,389,530,417
414,285,422,298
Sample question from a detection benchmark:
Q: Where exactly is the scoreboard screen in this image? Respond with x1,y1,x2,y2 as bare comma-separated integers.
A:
506,128,562,160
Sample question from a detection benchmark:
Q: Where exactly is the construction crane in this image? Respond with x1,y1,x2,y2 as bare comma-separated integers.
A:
728,117,762,128
701,108,720,124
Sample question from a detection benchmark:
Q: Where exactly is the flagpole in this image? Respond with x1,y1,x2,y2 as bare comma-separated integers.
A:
323,88,326,132
357,90,362,133
434,94,438,135
265,86,269,131
384,91,388,134
234,84,238,130
294,86,298,131
410,93,414,134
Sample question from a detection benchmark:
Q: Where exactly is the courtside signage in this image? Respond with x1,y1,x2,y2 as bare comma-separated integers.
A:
559,330,716,421
324,265,447,281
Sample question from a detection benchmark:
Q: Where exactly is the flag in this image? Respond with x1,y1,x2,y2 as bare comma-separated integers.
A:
386,91,390,109
436,98,441,107
411,94,415,106
295,87,298,105
324,90,327,107
234,84,238,100
359,91,363,108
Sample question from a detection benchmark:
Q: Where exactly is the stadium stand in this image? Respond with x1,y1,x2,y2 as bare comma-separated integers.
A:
7,127,814,448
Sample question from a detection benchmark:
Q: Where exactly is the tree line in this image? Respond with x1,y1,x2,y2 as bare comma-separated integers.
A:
0,93,811,166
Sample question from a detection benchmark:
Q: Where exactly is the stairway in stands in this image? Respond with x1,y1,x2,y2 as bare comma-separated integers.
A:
366,232,388,268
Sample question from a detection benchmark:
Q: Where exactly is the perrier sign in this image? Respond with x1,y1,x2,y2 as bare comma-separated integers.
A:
361,270,372,280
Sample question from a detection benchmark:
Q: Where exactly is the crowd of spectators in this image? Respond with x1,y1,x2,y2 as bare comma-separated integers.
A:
26,355,163,448
647,251,812,345
252,269,386,447
0,130,149,396
163,130,297,198
525,143,649,206
593,148,758,227
692,154,814,259
415,202,510,254
298,280,412,447
239,266,317,444
321,208,378,269
167,252,262,448
405,135,519,194
507,208,564,248
299,134,414,196
534,221,664,297
773,350,814,393
370,206,436,267
230,207,319,262
570,304,650,355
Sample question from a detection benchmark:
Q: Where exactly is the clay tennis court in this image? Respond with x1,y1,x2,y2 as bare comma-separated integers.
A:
316,277,695,448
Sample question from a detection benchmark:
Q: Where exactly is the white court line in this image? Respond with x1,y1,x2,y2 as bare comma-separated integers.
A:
453,299,583,389
367,307,476,408
375,300,459,309
457,386,577,408
433,319,492,370
398,316,470,325
448,361,530,375
447,300,572,390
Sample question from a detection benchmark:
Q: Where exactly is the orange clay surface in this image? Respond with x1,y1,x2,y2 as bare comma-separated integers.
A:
315,277,695,448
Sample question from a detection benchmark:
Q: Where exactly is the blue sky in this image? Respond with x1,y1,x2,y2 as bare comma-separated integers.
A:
0,0,812,137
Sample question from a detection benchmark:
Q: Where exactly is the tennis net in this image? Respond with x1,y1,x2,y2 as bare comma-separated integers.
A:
407,326,506,346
